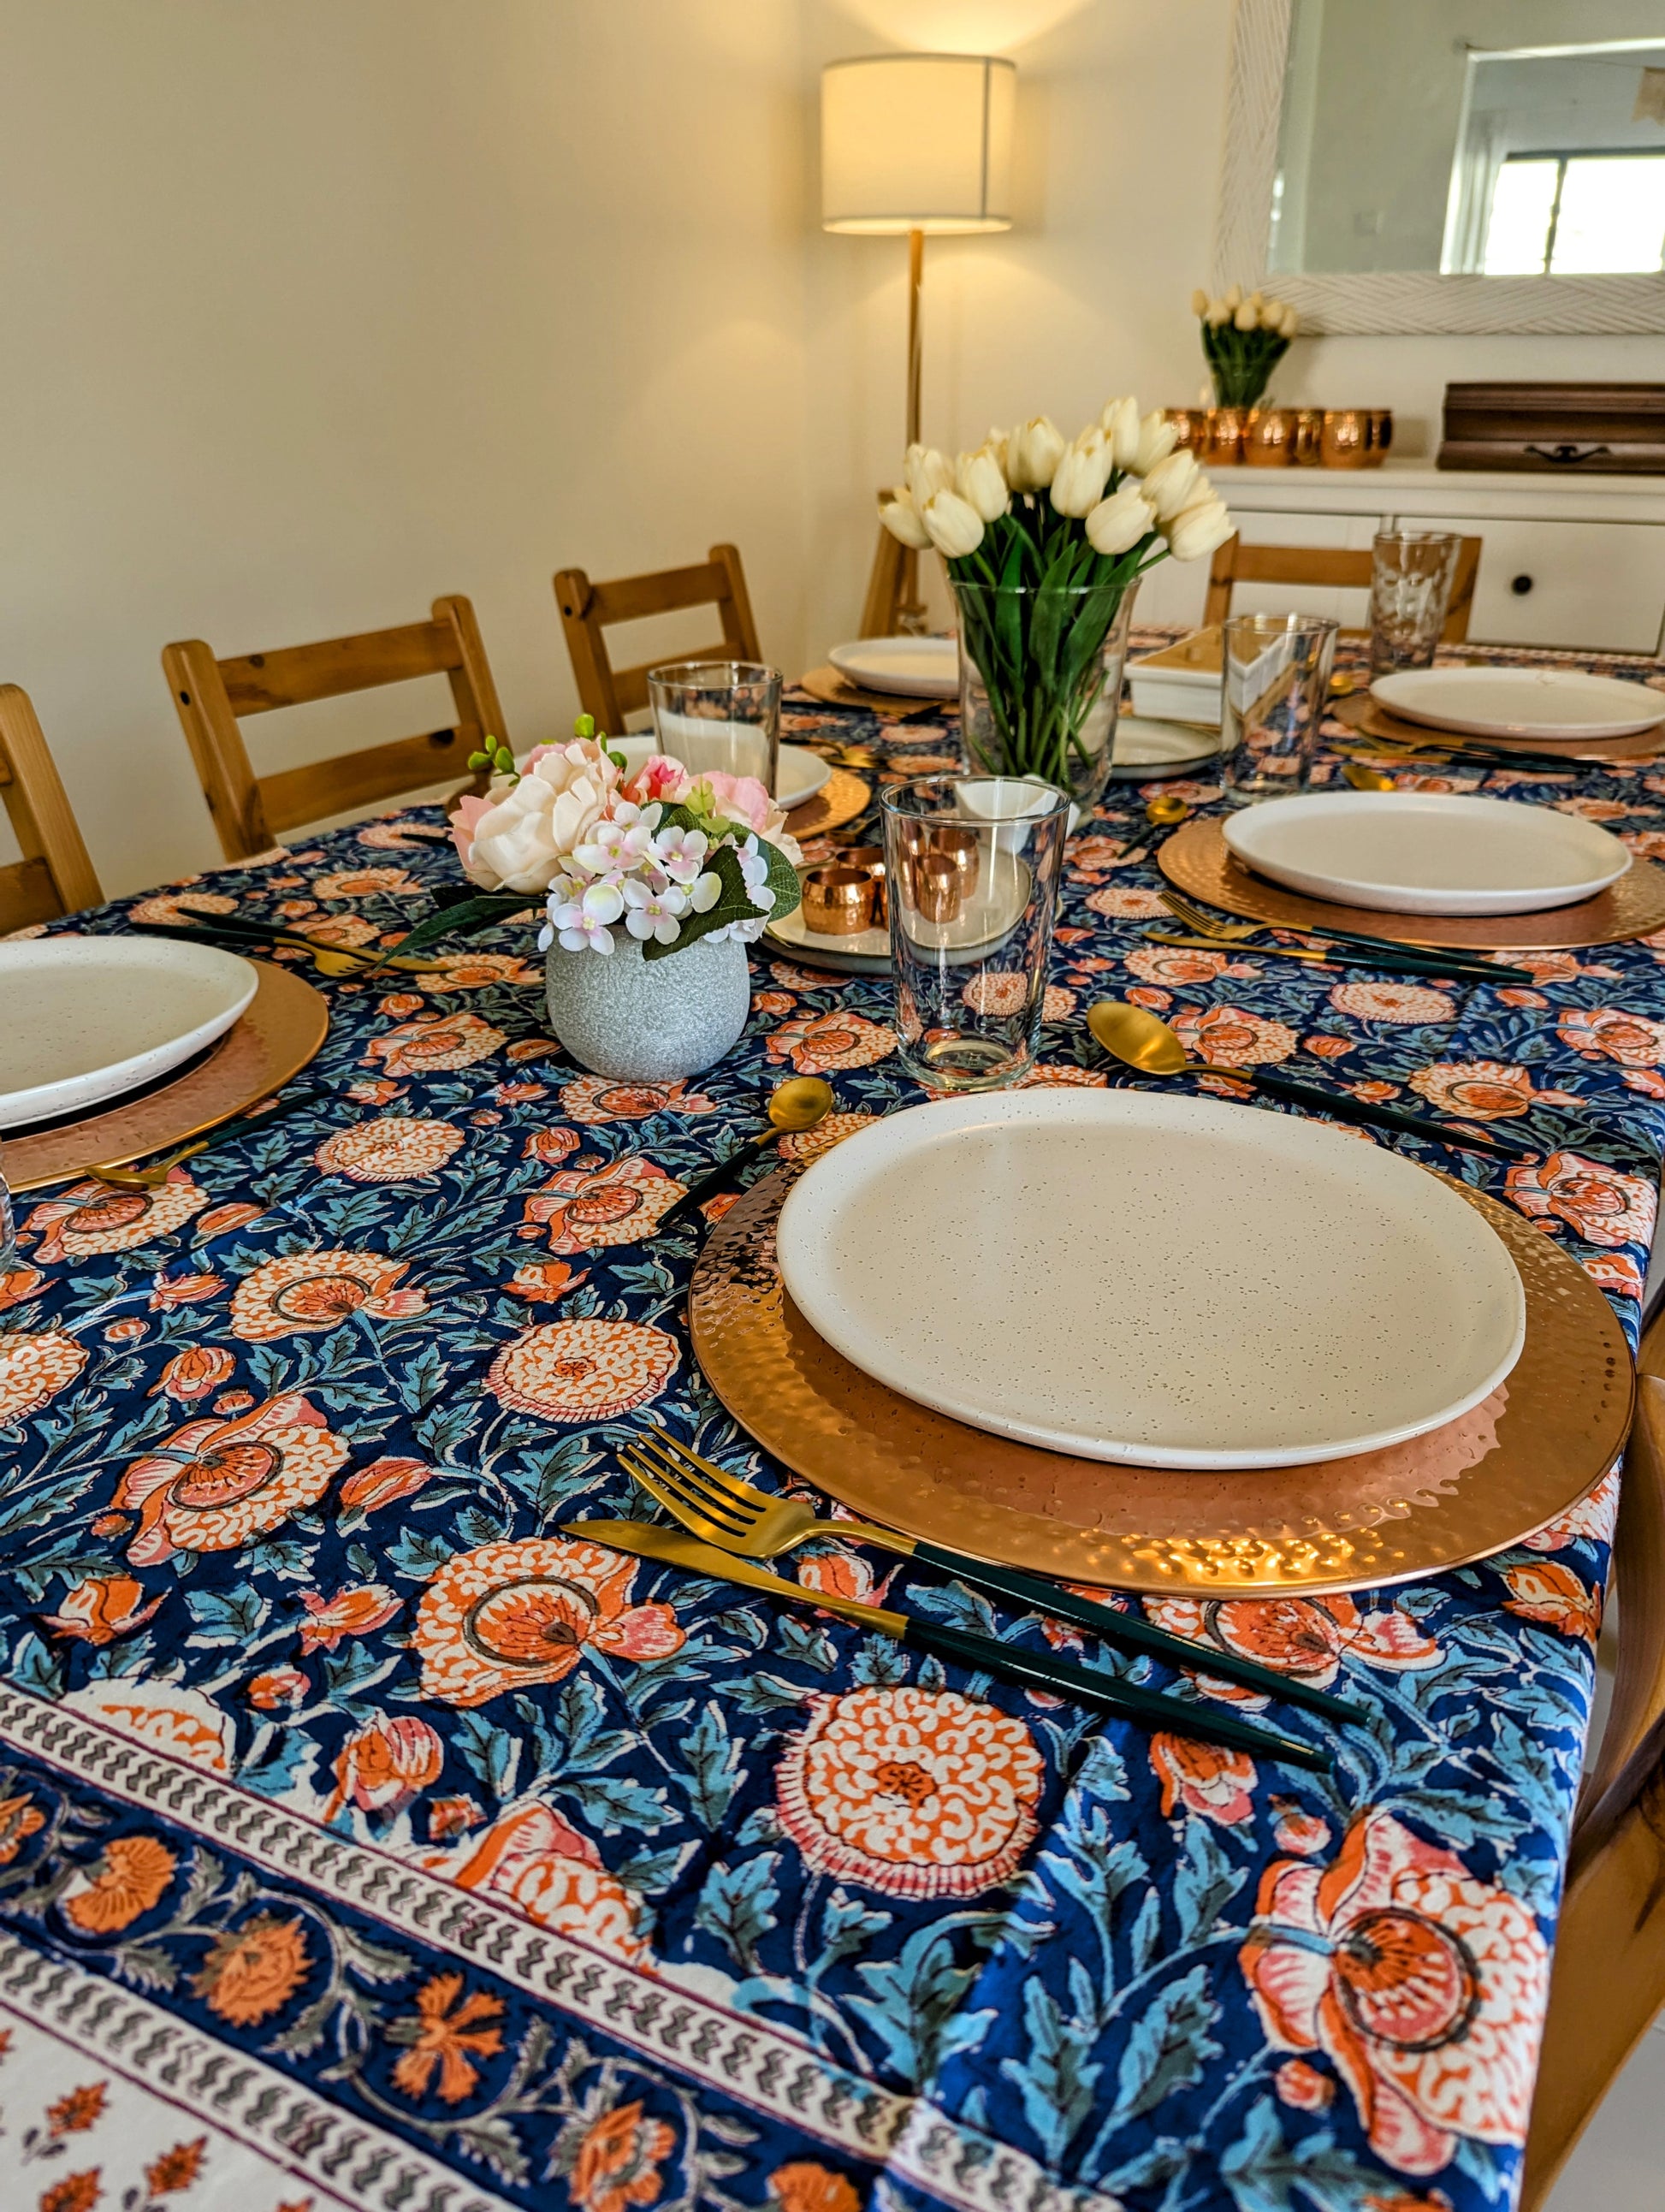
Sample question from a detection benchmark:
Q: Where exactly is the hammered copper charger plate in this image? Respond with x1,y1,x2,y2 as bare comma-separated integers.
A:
1158,814,1665,952
689,1166,1631,1596
797,665,939,718
784,767,872,840
5,958,329,1190
1333,692,1665,766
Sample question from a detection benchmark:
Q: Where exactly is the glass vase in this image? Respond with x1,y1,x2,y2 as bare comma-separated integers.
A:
950,581,1137,814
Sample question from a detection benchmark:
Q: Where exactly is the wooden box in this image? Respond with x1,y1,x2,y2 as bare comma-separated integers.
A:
1439,383,1665,475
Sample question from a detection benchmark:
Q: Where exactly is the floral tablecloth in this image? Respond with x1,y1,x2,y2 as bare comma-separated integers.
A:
0,629,1659,2212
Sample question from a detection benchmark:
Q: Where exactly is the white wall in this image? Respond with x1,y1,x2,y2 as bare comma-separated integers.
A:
0,0,810,896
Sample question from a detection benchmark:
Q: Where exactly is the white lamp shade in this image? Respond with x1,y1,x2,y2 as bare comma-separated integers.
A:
821,54,1015,234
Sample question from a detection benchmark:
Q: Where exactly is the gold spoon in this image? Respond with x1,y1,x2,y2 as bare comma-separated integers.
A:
1145,794,1191,827
88,1089,325,1190
661,1077,836,1225
1085,1001,1534,1159
1342,762,1395,791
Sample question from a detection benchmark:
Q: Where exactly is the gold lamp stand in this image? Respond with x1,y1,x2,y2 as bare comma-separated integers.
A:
859,228,929,638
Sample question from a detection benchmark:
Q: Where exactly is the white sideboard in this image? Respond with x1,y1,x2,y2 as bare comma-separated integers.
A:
1134,464,1665,655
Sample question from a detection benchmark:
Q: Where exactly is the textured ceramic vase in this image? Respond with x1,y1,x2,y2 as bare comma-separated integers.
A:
543,931,750,1082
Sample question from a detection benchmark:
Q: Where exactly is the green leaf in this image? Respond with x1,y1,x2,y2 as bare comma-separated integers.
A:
392,893,530,960
1111,1963,1221,2123
695,1851,780,1967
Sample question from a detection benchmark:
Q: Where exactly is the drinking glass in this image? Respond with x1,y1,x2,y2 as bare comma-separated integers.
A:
0,1146,16,1273
647,661,781,798
880,776,1069,1092
1369,531,1461,675
1219,614,1339,807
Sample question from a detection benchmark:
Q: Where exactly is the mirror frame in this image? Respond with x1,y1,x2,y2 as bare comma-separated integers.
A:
1218,0,1665,334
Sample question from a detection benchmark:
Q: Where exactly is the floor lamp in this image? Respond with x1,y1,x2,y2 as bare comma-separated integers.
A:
821,53,1016,638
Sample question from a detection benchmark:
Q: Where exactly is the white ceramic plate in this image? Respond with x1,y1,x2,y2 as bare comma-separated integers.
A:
1108,715,1224,780
611,734,828,810
1373,667,1665,742
828,637,959,699
776,1088,1525,1470
0,939,258,1128
1222,791,1631,916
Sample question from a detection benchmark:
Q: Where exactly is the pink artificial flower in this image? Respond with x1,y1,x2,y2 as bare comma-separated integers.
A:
621,754,690,806
700,772,773,833
448,792,492,875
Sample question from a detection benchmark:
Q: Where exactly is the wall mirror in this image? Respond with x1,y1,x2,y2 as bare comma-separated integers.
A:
1218,0,1665,332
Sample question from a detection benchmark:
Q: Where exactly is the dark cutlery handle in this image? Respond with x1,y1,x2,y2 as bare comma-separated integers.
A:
1247,1068,1536,1160
896,1616,1329,1771
1327,948,1536,987
1297,928,1532,984
907,1541,1367,1726
661,1134,773,1225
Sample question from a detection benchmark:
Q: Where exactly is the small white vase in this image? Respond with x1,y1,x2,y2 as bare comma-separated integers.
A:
543,930,751,1082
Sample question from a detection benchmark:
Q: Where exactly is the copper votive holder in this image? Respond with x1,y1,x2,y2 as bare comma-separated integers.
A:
1320,409,1370,467
925,824,981,898
800,865,876,935
1291,408,1324,465
908,851,963,924
834,844,887,920
1243,408,1295,466
1202,406,1247,466
1366,408,1393,466
1164,407,1208,452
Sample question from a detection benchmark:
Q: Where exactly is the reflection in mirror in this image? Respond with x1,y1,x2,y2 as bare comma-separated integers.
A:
1268,1,1665,279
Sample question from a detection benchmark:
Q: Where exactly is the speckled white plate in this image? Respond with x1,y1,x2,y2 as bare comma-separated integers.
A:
827,637,959,699
1372,666,1665,742
775,1088,1526,1469
0,938,258,1127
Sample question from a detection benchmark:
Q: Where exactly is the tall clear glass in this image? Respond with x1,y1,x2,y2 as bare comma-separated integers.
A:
950,582,1136,812
881,776,1069,1093
647,661,781,798
0,1144,16,1273
1370,531,1461,675
1219,614,1339,808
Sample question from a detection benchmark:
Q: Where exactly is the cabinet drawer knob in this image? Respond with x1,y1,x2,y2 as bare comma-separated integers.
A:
1510,573,1535,596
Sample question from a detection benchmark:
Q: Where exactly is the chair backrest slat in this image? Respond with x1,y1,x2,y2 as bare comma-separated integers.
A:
554,543,761,731
164,594,507,862
1203,534,1483,643
0,683,102,926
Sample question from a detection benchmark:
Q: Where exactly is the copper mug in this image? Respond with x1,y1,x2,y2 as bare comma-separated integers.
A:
1163,407,1208,453
1291,408,1324,465
1201,406,1247,466
924,824,981,898
907,851,963,924
1243,408,1295,466
800,865,876,935
1366,408,1393,466
1320,409,1370,468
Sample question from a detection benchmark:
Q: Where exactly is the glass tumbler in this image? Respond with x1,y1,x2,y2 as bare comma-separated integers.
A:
0,1144,16,1273
880,776,1069,1092
647,661,780,799
1369,531,1461,675
1219,614,1339,808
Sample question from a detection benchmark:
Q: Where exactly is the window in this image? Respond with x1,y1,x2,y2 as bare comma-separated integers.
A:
1482,151,1665,275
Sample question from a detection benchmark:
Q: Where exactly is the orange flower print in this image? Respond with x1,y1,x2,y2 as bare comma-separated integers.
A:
1170,1005,1297,1066
1275,2058,1333,2111
1506,1149,1656,1248
116,1392,349,1565
297,913,378,949
428,1793,483,1840
151,1345,236,1403
1557,1005,1665,1066
1241,1810,1548,2175
506,1259,588,1303
192,1913,311,2025
0,1333,88,1426
129,889,238,927
769,2164,862,2212
1123,945,1233,987
1274,1809,1332,1856
1407,1061,1535,1120
565,2099,675,2212
61,1681,234,1773
43,2080,107,2136
767,1009,894,1074
364,1013,505,1076
422,952,539,989
777,1685,1043,1899
1327,981,1457,1027
521,1157,686,1254
0,1264,48,1311
247,1668,308,1710
488,1319,678,1421
1585,1250,1648,1303
0,1794,45,1863
311,866,420,898
429,1801,643,1953
415,1537,684,1706
559,1075,719,1125
24,1171,207,1260
63,1835,177,1933
796,1551,878,1605
229,1249,428,1340
1085,884,1168,919
39,1574,163,1645
1014,1063,1107,1090
324,1713,443,1821
1149,1734,1256,1825
147,1271,225,1310
193,1201,264,1241
1521,1469,1618,1554
143,2139,207,2196
337,1456,436,1515
299,1582,400,1652
777,1112,879,1165
1502,1560,1602,1642
389,1971,504,2105
315,1117,465,1183
39,2170,102,2212
1145,1595,1439,1693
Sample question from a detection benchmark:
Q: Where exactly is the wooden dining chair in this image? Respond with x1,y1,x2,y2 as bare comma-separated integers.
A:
554,544,761,732
163,596,507,863
1202,535,1483,642
1519,1312,1665,2206
0,684,102,930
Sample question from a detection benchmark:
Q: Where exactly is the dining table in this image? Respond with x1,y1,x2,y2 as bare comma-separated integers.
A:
0,626,1659,2212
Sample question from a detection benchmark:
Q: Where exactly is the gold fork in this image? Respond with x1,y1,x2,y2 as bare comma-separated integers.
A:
617,1431,1366,1723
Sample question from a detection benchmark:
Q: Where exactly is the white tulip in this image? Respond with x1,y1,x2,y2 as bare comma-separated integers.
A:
981,425,1010,474
956,444,1010,521
1164,493,1235,562
1085,482,1156,557
904,442,954,503
1189,288,1210,317
879,485,932,549
1223,283,1242,311
1234,300,1258,331
1101,395,1141,468
1204,297,1232,327
1050,428,1113,518
1141,450,1203,521
920,488,986,559
1129,407,1180,475
1279,303,1301,338
1263,297,1283,323
1005,414,1067,492
1248,289,1265,311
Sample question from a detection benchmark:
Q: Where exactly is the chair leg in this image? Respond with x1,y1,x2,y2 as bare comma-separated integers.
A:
860,526,925,638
